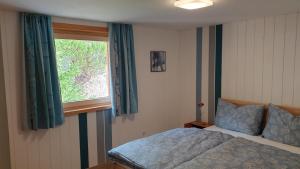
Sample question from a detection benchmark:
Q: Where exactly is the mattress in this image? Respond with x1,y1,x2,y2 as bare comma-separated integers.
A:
205,125,300,154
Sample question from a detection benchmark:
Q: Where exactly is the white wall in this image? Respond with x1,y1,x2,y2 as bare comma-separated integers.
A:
176,27,210,124
222,13,300,107
178,29,197,126
112,26,181,146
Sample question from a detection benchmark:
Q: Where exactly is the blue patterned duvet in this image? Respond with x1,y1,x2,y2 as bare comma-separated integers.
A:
108,128,233,169
175,137,300,169
109,129,300,169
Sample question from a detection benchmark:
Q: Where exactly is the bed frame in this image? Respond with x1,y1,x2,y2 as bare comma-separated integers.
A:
109,162,130,169
110,98,300,169
90,162,129,169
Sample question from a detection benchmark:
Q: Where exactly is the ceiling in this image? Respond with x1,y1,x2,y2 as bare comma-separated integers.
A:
0,0,300,29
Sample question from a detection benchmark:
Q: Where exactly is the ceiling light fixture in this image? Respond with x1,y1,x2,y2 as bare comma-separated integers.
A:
174,0,213,10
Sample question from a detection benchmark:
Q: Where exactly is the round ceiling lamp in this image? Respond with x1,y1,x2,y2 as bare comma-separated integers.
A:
174,0,213,10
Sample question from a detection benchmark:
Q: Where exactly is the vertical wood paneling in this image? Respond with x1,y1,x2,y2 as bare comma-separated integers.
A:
0,12,10,169
70,116,81,169
294,14,300,106
282,14,297,105
262,17,274,103
3,11,29,169
222,23,238,99
201,26,209,122
221,24,229,98
38,131,51,169
88,113,98,168
253,18,265,102
1,10,100,169
231,23,239,99
222,12,300,107
0,12,12,169
29,137,39,169
27,136,39,169
222,24,235,99
236,22,246,99
50,128,62,169
271,15,286,104
61,118,73,169
244,20,255,100
0,11,16,169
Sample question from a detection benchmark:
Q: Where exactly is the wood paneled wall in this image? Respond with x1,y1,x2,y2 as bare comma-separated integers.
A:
0,13,11,169
0,10,100,169
222,13,300,107
201,26,210,122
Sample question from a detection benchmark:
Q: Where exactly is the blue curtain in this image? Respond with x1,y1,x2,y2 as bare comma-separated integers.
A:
109,23,138,116
21,13,64,130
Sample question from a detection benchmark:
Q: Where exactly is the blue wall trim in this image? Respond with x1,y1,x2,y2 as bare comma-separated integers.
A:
196,27,203,121
79,113,89,169
215,24,223,112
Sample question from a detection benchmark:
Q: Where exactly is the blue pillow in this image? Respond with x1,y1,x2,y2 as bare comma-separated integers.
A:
262,104,300,147
215,99,264,135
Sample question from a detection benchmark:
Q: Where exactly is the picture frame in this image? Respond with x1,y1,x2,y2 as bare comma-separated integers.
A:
150,51,166,72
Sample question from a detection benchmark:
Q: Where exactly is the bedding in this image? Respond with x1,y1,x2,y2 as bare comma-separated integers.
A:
174,137,300,169
206,125,300,154
215,99,264,135
108,128,233,169
262,104,300,147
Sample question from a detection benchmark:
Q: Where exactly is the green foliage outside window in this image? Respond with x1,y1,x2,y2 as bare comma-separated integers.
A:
55,39,108,103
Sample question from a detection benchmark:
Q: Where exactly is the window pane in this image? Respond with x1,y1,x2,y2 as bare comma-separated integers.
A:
55,39,109,103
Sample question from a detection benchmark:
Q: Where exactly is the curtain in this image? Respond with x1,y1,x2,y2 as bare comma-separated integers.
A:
21,13,64,130
109,23,138,116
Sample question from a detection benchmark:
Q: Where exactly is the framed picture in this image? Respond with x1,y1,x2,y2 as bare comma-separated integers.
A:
150,51,166,72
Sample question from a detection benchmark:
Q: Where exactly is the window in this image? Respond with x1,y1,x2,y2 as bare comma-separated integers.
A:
53,23,111,115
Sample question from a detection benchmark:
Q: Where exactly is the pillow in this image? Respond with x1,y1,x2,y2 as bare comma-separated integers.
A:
262,104,300,147
215,99,264,135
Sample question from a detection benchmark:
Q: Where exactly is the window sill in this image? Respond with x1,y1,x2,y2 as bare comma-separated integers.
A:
64,102,112,117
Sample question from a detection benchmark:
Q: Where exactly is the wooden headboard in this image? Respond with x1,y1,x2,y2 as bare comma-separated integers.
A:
222,98,300,127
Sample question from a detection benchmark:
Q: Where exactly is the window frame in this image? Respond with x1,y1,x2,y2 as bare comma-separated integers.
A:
53,22,111,116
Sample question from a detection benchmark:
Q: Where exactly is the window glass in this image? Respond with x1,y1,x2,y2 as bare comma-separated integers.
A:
55,39,109,103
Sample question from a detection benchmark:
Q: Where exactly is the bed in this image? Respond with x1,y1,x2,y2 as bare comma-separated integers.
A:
108,98,300,169
108,128,233,169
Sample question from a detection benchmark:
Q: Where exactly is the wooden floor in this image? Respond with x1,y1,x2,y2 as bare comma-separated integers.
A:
89,163,125,169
